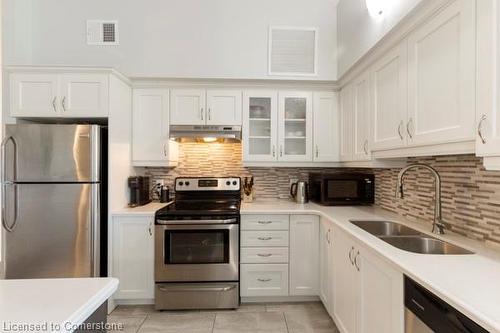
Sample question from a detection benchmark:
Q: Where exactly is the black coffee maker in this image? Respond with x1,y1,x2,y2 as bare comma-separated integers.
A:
128,176,151,207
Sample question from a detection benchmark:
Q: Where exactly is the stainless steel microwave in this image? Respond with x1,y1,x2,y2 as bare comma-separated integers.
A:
309,173,375,206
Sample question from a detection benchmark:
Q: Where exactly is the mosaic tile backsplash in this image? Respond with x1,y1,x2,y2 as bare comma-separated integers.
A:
144,143,500,247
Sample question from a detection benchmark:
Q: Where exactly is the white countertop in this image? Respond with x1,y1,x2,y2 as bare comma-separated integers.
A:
112,201,171,216
0,277,118,333
242,201,500,333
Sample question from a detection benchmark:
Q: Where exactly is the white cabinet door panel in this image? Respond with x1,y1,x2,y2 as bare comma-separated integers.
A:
313,92,340,162
352,73,371,161
60,73,109,118
170,89,206,125
241,247,289,264
241,214,289,231
290,215,319,296
10,73,59,117
339,85,354,161
240,264,289,297
206,90,242,125
407,0,475,146
241,231,289,247
370,43,408,151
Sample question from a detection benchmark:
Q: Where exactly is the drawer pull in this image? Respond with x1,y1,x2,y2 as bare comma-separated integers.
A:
257,278,272,282
258,221,273,224
257,253,273,257
257,237,272,241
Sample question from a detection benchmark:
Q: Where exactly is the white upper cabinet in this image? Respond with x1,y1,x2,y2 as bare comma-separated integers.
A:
278,92,313,162
59,73,109,118
407,0,476,146
10,73,59,117
289,215,319,296
339,85,354,161
132,89,178,167
352,73,371,161
313,92,340,162
206,90,242,125
170,89,206,125
243,91,279,162
10,71,110,118
370,43,408,151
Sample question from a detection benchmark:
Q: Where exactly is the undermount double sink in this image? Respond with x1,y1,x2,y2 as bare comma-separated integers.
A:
350,220,474,255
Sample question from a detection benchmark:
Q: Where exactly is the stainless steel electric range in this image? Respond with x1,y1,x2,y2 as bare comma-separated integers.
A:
154,177,241,310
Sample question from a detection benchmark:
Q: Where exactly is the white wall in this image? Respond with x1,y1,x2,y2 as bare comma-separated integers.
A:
337,0,423,77
3,0,338,80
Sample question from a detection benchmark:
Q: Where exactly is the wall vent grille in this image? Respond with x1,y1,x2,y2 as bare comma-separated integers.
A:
87,20,119,45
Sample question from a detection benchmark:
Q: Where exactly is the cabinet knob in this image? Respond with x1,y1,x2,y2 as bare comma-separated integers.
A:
406,118,414,139
52,97,57,113
363,140,369,155
62,96,67,112
354,250,360,271
397,121,404,141
348,246,355,265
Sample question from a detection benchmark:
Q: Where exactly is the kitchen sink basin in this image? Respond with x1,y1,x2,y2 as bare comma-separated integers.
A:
379,236,473,255
350,220,474,255
350,220,423,236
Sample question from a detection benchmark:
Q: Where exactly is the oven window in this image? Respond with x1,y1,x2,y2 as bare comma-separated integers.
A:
327,180,358,199
165,230,229,264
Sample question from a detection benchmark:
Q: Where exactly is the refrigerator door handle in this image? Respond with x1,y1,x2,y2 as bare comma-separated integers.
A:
90,184,101,277
1,136,19,232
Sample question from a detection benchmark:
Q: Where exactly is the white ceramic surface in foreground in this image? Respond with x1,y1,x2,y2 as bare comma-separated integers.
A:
241,201,500,333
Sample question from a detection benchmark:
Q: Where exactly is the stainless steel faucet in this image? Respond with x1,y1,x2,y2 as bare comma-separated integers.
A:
395,163,445,235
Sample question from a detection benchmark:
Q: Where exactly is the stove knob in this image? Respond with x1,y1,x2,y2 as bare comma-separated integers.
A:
185,181,190,186
226,181,231,186
232,181,237,186
178,181,184,186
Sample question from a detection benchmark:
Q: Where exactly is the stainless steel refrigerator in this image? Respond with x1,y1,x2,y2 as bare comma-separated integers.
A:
1,124,107,279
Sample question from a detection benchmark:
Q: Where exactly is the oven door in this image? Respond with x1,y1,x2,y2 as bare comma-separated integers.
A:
155,222,239,282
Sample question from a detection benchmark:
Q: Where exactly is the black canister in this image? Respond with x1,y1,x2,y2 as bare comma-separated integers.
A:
160,186,170,203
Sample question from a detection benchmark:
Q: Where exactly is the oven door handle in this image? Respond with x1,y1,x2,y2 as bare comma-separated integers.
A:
156,218,238,225
158,285,237,293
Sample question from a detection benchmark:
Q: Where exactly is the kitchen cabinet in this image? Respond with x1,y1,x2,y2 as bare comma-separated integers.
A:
370,42,408,151
10,71,109,118
339,84,354,161
289,215,319,296
112,216,155,301
313,92,340,162
132,89,178,167
352,73,371,161
242,91,279,162
319,218,334,316
241,264,289,297
170,89,242,126
406,0,475,147
332,229,403,333
278,92,313,161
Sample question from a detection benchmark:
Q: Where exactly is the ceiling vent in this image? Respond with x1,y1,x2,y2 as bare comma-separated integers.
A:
268,26,318,76
87,20,119,45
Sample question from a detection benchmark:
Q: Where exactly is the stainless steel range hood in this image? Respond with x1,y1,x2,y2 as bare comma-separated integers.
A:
169,125,242,143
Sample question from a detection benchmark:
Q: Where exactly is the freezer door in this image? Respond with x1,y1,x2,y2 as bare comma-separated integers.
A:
2,183,100,279
3,124,100,182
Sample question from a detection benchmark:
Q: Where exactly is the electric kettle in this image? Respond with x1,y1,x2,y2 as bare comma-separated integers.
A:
290,181,309,204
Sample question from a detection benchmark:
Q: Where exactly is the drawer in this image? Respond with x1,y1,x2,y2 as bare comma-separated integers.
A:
241,247,289,264
241,215,289,230
240,264,289,297
241,231,289,247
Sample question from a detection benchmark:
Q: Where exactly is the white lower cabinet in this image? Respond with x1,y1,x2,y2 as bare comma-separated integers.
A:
332,228,404,333
319,218,334,317
241,264,289,297
112,215,155,301
289,215,319,296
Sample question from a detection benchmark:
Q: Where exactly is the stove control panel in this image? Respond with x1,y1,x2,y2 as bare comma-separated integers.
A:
175,177,241,191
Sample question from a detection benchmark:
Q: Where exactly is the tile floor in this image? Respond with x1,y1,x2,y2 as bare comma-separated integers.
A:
108,302,340,333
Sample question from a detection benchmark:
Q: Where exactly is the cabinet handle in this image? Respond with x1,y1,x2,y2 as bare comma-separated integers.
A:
163,143,167,157
208,108,211,121
478,114,487,144
258,221,272,224
257,278,272,282
315,145,319,158
62,96,67,112
257,237,272,241
148,223,153,236
407,118,414,139
201,108,204,121
397,121,404,140
257,253,272,257
52,97,57,113
363,139,369,155
348,246,354,265
326,229,331,244
280,145,283,157
354,251,360,271
272,145,276,157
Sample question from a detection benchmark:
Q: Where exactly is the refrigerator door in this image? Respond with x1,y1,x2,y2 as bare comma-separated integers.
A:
3,124,100,182
2,183,100,279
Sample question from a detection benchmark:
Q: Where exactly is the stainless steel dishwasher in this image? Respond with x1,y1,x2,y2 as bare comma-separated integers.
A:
405,276,488,333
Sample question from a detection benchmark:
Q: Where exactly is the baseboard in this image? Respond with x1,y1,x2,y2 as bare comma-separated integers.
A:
241,295,320,303
115,298,155,306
